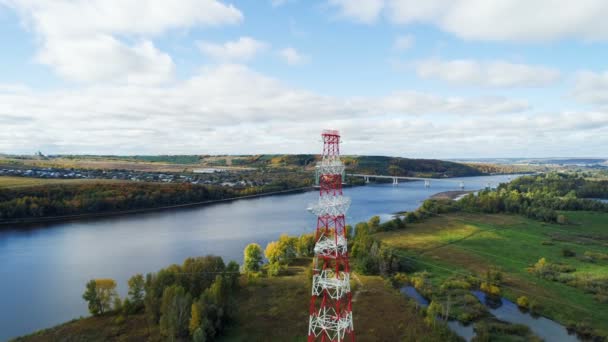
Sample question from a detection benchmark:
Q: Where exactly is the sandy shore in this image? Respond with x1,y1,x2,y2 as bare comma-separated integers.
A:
430,190,474,200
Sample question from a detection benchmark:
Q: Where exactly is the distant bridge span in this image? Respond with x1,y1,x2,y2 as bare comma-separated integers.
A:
346,173,505,188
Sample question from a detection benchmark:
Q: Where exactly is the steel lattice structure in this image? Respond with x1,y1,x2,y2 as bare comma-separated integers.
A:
307,129,354,342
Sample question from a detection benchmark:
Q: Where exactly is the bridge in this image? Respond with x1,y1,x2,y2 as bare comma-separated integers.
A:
347,173,505,189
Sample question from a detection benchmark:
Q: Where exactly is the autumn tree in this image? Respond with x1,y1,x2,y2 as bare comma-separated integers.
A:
243,243,263,272
189,303,201,336
82,278,118,315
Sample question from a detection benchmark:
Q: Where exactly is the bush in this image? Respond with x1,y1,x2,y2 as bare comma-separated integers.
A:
562,248,576,257
480,282,501,296
266,262,282,277
392,273,409,287
516,296,529,309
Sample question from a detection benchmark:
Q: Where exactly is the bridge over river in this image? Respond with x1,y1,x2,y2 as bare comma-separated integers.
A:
347,173,510,188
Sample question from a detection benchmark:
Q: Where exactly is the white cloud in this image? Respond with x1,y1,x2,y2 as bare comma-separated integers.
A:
3,63,602,158
38,36,174,84
572,70,608,105
393,34,414,50
199,37,268,62
329,0,608,41
327,0,384,24
414,59,561,88
279,47,309,65
4,0,243,83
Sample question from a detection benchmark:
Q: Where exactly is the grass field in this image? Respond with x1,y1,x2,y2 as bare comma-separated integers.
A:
0,176,122,189
376,211,608,337
221,258,459,342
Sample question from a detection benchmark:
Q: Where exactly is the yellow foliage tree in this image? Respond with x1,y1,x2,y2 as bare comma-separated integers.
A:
95,278,118,314
265,241,281,264
189,303,200,336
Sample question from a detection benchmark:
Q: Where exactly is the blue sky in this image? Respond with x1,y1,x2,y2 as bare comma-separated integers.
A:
0,0,607,158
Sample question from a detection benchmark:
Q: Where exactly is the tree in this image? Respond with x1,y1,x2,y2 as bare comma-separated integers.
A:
128,274,145,307
297,233,315,257
368,216,381,233
225,261,240,291
95,279,118,314
160,285,192,340
243,243,263,272
192,327,206,342
83,279,118,315
265,241,281,264
83,279,101,315
189,303,201,336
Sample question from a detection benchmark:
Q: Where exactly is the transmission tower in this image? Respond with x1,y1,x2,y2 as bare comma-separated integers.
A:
307,130,354,342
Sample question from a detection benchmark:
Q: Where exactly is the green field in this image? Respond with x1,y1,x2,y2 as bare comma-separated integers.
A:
376,211,608,337
0,176,120,189
221,258,458,342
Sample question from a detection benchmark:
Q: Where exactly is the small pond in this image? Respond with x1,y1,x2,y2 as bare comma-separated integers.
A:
472,291,580,342
401,286,475,341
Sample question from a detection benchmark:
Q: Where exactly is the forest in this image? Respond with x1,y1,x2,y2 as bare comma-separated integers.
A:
0,176,311,222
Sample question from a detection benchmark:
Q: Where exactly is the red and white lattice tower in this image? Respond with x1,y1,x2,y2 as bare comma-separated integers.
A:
307,129,354,342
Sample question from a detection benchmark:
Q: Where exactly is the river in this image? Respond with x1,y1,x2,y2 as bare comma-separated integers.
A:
0,174,515,340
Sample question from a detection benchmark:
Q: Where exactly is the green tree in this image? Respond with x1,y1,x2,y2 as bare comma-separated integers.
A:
192,327,206,342
128,274,145,307
368,215,381,233
243,243,263,272
83,279,101,315
160,285,192,340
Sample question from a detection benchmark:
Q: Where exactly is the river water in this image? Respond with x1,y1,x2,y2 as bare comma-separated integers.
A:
0,174,515,340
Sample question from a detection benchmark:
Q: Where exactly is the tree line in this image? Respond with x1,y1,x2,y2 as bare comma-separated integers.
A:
83,255,240,341
0,175,311,221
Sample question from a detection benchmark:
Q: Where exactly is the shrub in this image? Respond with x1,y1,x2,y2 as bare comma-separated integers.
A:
391,272,409,287
480,282,501,296
562,248,576,257
516,296,529,309
266,262,282,277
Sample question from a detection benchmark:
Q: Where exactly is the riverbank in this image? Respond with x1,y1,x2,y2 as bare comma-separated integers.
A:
0,186,314,227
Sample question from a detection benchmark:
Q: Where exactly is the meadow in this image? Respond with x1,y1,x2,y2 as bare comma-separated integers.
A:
0,176,119,189
375,211,608,337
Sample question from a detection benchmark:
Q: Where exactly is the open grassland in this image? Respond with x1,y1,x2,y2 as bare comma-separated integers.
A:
376,212,608,337
221,258,459,342
0,176,121,189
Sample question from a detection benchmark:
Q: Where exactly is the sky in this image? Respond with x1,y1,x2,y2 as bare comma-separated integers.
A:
0,0,607,158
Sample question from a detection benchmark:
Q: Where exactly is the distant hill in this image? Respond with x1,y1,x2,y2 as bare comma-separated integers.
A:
2,154,520,178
